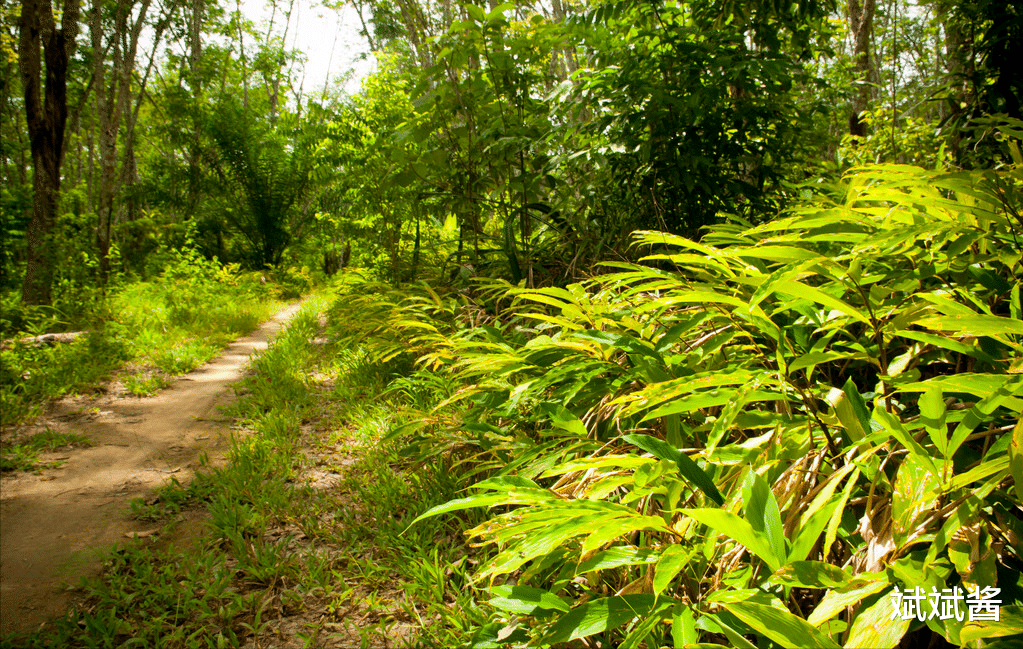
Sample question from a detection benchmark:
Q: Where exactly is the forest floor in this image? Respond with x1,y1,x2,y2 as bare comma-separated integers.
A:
0,302,303,636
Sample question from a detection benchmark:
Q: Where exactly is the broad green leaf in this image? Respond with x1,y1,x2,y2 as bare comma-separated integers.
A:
824,468,861,559
542,595,667,643
464,3,486,22
844,589,910,649
624,434,725,505
960,605,1023,641
774,280,871,325
736,245,824,262
898,373,1021,403
742,471,786,566
789,501,838,564
653,290,749,308
485,2,514,21
914,313,1023,337
671,604,698,647
577,546,658,573
653,545,690,595
771,561,850,589
790,350,869,373
539,403,587,437
642,390,786,420
722,601,842,649
892,329,997,362
488,585,570,615
892,453,941,544
919,386,948,459
473,476,547,493
684,509,782,571
409,493,537,526
807,578,890,627
829,378,872,442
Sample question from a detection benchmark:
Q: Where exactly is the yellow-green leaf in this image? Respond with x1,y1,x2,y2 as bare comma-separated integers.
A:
843,590,911,649
723,601,842,649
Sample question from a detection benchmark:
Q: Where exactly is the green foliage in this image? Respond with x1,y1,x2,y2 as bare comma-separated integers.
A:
205,98,312,269
568,0,834,234
935,0,1023,166
1,252,279,428
0,330,130,427
0,542,263,649
350,164,1023,647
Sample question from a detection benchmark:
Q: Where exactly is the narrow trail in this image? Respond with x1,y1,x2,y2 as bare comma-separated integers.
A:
0,302,303,636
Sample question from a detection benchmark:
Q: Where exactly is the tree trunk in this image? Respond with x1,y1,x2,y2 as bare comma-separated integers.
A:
90,0,152,283
19,0,81,306
848,0,877,137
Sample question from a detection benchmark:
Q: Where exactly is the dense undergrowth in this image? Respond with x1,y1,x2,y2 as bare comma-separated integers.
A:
0,249,284,430
327,164,1023,648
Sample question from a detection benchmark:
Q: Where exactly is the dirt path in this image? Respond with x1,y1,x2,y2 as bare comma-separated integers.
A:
0,303,303,636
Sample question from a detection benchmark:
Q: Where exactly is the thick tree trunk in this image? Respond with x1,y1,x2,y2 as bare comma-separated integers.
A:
19,0,80,306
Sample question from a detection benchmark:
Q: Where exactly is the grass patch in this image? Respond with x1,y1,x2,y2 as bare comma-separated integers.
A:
0,429,92,473
0,330,130,426
122,370,170,397
0,286,490,647
1,300,325,648
1,252,284,427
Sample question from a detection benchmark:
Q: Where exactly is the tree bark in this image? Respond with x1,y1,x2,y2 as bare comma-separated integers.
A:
848,0,877,137
19,0,81,305
90,0,152,283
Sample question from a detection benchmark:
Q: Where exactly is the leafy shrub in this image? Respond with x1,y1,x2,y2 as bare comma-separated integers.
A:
346,165,1023,647
266,265,314,300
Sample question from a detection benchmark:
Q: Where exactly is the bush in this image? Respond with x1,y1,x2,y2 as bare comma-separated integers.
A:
350,165,1023,648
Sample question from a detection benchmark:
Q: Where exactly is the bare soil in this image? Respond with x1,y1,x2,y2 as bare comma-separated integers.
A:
0,303,303,636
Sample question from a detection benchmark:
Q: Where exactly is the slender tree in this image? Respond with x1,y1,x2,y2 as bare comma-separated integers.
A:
848,0,878,136
19,0,81,305
90,0,153,282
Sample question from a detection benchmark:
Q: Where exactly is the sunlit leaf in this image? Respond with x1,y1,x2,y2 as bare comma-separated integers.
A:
488,585,570,615
722,601,842,648
542,595,670,643
843,590,910,649
683,509,782,571
624,434,725,505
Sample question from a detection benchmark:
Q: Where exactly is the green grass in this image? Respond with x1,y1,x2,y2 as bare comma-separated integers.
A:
0,329,130,426
0,286,492,648
122,371,170,397
0,429,92,473
0,255,284,428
